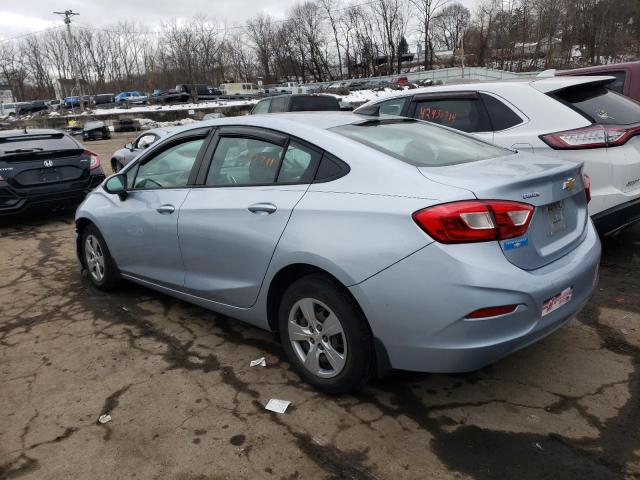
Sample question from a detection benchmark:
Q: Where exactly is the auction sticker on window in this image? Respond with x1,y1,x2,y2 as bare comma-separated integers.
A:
542,287,573,316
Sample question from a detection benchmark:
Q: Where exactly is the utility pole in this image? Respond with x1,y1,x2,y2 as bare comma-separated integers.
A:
460,32,465,79
54,10,84,112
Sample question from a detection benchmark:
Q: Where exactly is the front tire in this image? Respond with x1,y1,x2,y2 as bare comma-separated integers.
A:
81,225,121,290
278,274,373,394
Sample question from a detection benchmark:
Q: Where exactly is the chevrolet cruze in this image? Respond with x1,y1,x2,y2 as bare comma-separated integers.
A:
75,113,601,393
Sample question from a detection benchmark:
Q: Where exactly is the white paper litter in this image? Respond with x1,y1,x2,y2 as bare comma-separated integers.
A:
265,399,290,414
98,414,112,424
250,357,266,367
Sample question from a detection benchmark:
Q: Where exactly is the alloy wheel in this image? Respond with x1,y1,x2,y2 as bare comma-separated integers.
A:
85,234,105,282
288,298,347,378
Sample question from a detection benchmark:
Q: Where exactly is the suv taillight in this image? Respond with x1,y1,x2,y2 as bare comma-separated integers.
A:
541,124,640,149
84,150,101,170
413,200,534,244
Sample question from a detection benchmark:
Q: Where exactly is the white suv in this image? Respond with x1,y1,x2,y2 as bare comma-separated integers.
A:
355,76,640,235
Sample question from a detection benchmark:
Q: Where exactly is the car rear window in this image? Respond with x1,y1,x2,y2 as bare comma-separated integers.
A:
0,133,78,156
291,96,339,112
331,119,510,167
553,84,640,125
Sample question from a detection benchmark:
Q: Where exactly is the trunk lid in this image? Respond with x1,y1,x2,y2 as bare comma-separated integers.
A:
418,152,589,270
0,149,91,192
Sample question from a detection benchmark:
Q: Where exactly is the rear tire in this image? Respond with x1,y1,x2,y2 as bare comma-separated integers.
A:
81,224,121,291
278,274,373,394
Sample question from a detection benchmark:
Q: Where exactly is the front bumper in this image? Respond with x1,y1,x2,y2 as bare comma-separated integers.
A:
592,197,640,235
350,221,601,373
0,174,105,216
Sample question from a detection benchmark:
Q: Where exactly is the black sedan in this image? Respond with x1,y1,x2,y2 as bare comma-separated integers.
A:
0,129,105,215
82,121,111,141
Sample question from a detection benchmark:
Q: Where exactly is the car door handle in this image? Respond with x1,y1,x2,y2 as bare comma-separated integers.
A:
248,203,277,215
156,204,175,215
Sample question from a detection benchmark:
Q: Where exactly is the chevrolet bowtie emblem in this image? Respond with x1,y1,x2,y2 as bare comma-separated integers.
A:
562,177,576,191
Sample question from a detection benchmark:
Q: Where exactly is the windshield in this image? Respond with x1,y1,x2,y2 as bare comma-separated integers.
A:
553,84,640,125
331,119,510,167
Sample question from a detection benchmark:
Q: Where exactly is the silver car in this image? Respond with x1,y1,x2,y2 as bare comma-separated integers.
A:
110,127,174,172
76,113,601,393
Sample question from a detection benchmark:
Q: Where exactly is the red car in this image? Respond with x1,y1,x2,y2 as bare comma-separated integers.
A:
391,75,409,86
559,61,640,102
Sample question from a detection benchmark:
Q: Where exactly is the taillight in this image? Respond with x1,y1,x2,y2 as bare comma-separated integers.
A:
583,173,591,203
413,200,534,244
84,150,101,170
466,305,518,319
540,124,640,149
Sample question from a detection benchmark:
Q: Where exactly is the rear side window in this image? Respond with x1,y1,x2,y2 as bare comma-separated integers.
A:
270,97,288,113
606,72,626,94
332,120,509,167
480,94,523,130
207,137,283,186
413,98,492,132
276,141,320,183
290,96,339,112
553,84,640,125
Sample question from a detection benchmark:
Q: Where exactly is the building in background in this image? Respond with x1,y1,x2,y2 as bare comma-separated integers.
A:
0,78,14,103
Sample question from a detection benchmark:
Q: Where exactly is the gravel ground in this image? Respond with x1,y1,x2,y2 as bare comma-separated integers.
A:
1,160,639,479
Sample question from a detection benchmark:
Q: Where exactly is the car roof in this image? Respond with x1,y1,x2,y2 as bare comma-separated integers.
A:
357,75,617,106
198,112,368,131
559,61,640,75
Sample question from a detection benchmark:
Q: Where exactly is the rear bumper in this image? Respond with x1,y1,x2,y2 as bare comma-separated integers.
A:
592,197,640,235
349,221,601,373
0,174,105,216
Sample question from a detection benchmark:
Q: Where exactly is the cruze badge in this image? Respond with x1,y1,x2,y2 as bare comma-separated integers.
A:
43,160,54,167
563,178,576,191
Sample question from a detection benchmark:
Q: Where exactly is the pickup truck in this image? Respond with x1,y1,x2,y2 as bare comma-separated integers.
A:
175,84,222,101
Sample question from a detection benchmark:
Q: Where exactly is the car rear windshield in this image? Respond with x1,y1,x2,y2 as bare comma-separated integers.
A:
291,96,340,112
331,119,510,167
553,84,640,125
0,133,78,156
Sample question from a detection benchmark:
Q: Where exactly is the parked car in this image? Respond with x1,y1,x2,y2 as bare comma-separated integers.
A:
201,112,226,121
0,103,18,117
219,83,263,96
109,127,174,172
16,101,48,115
559,61,640,102
83,121,111,141
250,94,341,114
176,84,222,101
91,94,115,106
112,119,141,133
115,91,147,104
151,88,189,103
364,79,391,90
75,113,600,393
355,75,640,235
63,96,90,108
346,80,369,91
0,129,104,215
391,75,409,86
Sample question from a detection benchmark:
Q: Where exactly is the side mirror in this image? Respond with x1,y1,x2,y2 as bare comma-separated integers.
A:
104,173,127,200
125,142,134,151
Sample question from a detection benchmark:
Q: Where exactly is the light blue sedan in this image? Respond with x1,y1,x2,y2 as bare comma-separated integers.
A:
75,113,601,393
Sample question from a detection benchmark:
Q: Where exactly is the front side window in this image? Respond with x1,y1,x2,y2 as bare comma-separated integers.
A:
378,97,408,116
332,120,509,167
206,137,283,186
414,98,492,133
133,138,203,189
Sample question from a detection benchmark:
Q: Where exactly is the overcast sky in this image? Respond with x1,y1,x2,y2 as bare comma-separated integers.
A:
1,0,478,42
